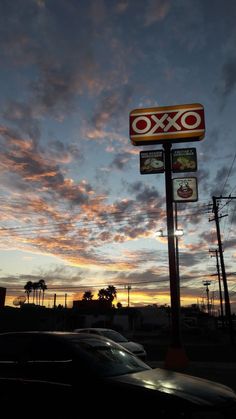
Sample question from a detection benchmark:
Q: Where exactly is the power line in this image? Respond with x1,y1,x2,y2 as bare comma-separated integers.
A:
220,152,236,196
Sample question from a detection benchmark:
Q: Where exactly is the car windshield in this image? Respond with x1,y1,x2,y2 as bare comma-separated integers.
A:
68,336,150,378
101,330,128,343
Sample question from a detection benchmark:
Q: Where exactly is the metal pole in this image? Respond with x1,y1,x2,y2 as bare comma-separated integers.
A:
175,202,180,290
163,143,188,368
215,249,224,322
206,284,210,314
127,285,131,307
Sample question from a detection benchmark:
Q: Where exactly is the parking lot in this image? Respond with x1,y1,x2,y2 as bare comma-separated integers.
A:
138,331,236,392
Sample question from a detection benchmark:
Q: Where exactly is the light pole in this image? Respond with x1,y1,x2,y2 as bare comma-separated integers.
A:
203,281,211,315
125,285,132,307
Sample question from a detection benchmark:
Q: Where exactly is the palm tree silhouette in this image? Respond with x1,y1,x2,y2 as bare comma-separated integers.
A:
24,281,33,303
82,290,94,300
38,279,47,306
98,286,117,302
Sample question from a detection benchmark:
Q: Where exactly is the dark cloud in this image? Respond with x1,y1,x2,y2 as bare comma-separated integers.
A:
30,67,78,115
220,57,236,98
136,184,160,202
179,251,207,268
0,1,97,115
0,124,90,204
114,267,169,286
127,181,143,194
110,152,130,170
126,180,160,202
92,86,133,130
3,101,41,141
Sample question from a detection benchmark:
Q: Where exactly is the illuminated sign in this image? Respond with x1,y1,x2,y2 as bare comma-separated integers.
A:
172,148,197,172
129,103,205,146
140,150,164,174
173,177,198,202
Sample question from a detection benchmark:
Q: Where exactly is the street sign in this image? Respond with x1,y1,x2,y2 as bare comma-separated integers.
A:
172,148,197,172
140,150,164,174
173,177,198,202
129,103,205,146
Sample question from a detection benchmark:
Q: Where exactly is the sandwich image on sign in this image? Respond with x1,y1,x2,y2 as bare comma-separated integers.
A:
140,150,164,174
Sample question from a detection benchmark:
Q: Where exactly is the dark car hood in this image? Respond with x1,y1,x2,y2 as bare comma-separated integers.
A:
110,367,236,406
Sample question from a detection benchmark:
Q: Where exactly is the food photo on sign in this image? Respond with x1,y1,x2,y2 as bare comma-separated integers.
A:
140,150,164,174
172,148,197,172
173,177,198,202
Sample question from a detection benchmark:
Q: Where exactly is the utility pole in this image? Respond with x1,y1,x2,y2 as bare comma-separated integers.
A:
209,249,224,323
125,285,131,307
203,281,211,314
210,196,236,344
53,293,57,309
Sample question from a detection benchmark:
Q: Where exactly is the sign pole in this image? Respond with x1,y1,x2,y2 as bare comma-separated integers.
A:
163,143,188,369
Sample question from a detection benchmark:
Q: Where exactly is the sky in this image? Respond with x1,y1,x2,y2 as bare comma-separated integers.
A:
0,0,236,312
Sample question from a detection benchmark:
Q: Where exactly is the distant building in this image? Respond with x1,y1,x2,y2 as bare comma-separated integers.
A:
73,299,112,311
0,287,6,308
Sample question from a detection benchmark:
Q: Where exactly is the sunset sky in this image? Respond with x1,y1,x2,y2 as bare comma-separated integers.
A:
0,0,236,312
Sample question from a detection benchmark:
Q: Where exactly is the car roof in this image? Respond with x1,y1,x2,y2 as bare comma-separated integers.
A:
0,331,109,340
75,328,118,332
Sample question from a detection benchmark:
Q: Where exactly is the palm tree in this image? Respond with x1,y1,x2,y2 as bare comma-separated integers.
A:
97,288,108,300
24,281,33,303
98,286,117,302
38,279,47,306
106,285,117,302
82,290,94,301
32,281,40,305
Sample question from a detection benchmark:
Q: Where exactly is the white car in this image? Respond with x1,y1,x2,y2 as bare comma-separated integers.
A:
73,327,147,361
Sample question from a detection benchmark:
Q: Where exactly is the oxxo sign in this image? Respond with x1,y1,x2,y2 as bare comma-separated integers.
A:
129,103,205,145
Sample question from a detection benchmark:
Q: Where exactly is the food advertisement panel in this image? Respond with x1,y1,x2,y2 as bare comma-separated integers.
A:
173,177,198,202
140,150,164,174
172,148,197,172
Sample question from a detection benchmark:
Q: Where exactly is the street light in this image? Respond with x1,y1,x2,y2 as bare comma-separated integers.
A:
156,229,184,237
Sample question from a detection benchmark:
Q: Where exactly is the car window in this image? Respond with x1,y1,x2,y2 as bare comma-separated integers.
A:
101,330,128,343
29,336,72,361
0,335,31,361
71,336,150,378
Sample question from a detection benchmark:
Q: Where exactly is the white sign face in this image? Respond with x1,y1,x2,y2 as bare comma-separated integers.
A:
173,177,198,202
129,103,205,145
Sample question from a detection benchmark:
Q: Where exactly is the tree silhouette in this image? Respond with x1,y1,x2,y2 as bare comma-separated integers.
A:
106,285,117,302
32,282,38,304
82,290,94,300
98,285,117,302
38,279,47,306
97,288,108,300
24,281,33,303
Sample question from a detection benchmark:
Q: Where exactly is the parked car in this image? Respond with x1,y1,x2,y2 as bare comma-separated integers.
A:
73,327,147,360
0,331,236,418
